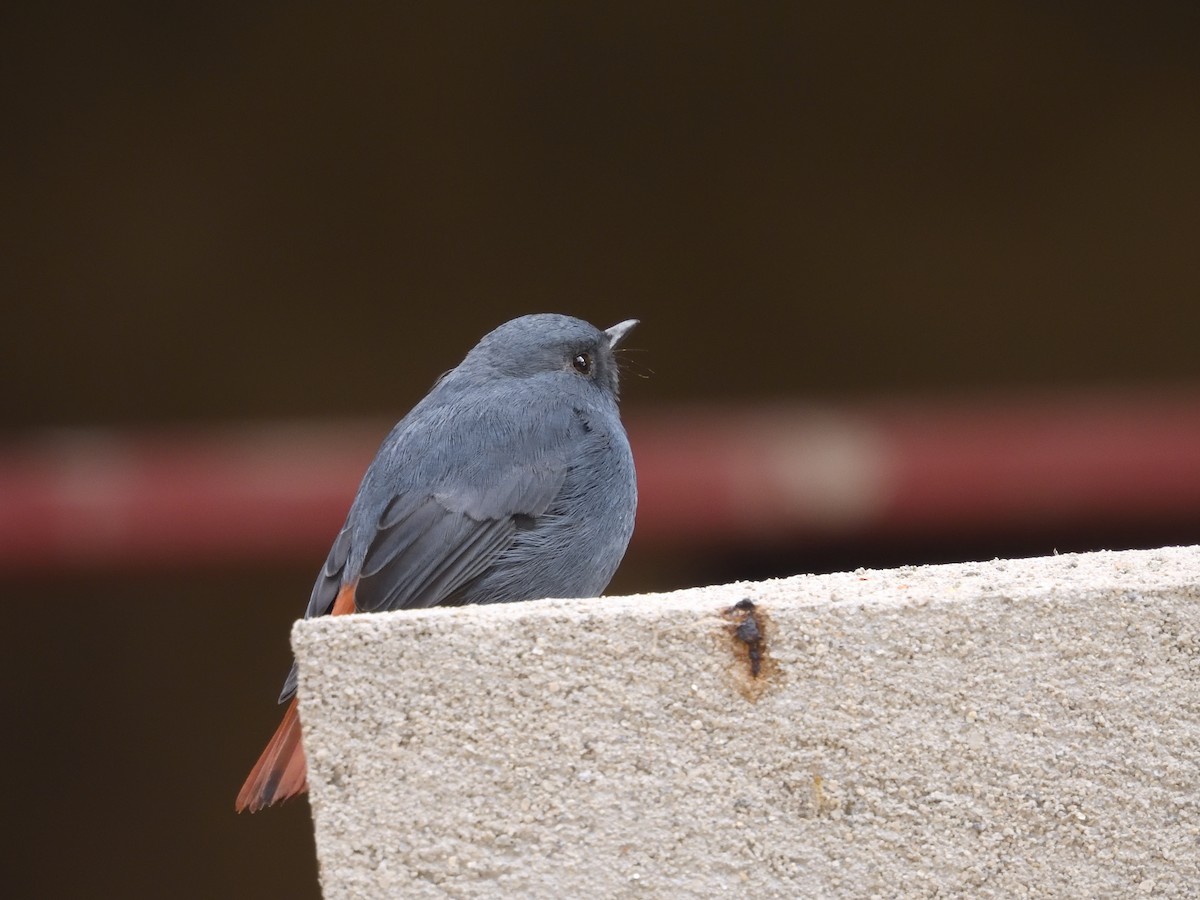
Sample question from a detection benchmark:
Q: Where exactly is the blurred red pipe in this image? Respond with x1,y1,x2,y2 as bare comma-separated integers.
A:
1,389,1198,571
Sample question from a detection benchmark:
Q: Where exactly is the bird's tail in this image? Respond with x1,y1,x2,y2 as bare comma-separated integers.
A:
236,697,307,813
237,581,357,813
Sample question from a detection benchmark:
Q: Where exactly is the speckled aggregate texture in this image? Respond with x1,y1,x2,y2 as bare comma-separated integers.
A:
292,546,1200,898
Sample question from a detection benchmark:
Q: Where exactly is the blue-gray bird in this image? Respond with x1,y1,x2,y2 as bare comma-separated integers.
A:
237,314,639,811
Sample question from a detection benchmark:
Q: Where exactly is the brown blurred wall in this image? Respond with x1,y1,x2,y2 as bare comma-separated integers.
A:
5,3,1200,897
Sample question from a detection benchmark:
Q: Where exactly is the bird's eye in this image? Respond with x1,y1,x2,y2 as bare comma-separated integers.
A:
572,351,593,375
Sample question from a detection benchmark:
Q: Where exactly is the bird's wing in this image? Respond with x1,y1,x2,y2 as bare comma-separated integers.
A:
326,454,576,616
351,484,534,613
276,461,567,702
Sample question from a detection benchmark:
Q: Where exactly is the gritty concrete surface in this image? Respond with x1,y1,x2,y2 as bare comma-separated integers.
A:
292,546,1200,898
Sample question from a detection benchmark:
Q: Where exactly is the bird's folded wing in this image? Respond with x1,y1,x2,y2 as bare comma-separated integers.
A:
353,496,516,612
345,457,569,614
276,462,567,702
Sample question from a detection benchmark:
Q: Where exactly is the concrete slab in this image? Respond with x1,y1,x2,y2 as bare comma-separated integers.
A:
292,546,1200,898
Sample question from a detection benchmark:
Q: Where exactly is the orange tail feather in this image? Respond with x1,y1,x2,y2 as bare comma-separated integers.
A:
236,582,357,813
236,697,307,812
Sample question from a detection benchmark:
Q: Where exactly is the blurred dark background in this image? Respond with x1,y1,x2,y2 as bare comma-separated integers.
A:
5,2,1200,897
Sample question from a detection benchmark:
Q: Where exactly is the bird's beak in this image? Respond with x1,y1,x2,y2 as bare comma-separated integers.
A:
605,319,639,349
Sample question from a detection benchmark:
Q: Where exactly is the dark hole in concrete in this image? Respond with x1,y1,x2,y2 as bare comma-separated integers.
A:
723,598,771,684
